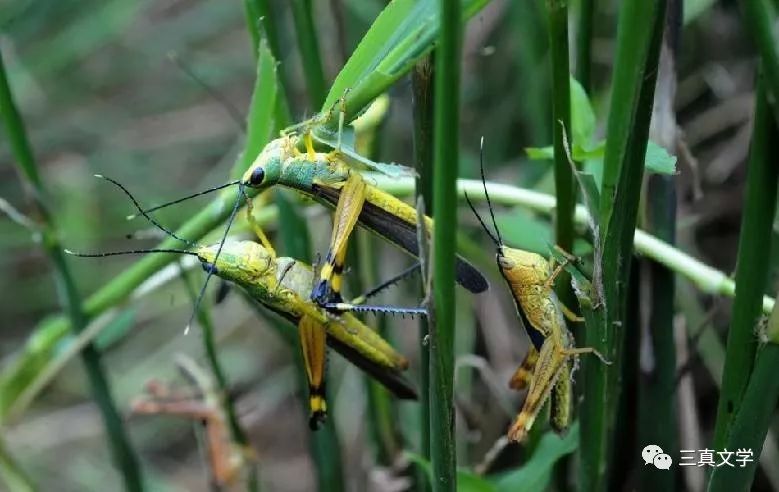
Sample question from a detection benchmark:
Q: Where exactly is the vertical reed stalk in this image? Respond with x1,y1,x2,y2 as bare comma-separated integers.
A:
0,50,144,491
430,1,461,490
712,77,779,449
579,1,667,490
412,54,435,492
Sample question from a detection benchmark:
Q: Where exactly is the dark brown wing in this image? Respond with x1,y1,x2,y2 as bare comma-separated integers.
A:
314,185,489,294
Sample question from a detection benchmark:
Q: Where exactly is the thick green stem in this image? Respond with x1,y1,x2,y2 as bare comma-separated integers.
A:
430,1,461,490
712,79,779,449
708,290,779,491
739,0,779,121
412,54,434,492
0,50,144,491
290,0,327,108
580,0,667,490
548,0,575,254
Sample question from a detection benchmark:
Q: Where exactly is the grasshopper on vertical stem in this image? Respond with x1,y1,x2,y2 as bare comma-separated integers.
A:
465,138,610,443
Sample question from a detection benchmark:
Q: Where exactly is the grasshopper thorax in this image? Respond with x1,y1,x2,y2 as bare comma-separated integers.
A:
497,246,552,287
196,240,275,282
241,135,296,189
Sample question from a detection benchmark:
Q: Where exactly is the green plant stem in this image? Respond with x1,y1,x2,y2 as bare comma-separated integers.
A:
430,1,461,490
290,0,327,108
712,79,779,449
580,0,667,489
708,291,779,491
576,0,594,92
548,0,575,255
178,265,259,492
0,437,35,492
412,54,434,492
739,0,779,120
0,50,144,491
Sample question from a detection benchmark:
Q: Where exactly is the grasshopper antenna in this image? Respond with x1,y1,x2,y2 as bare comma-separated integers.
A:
94,174,196,247
184,183,244,335
463,137,503,249
168,51,246,134
66,248,198,258
126,180,241,220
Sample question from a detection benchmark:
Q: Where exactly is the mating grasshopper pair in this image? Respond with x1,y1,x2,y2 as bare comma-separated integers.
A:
69,174,421,431
465,140,609,443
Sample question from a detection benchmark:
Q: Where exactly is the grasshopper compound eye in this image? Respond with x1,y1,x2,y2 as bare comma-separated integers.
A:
248,167,265,186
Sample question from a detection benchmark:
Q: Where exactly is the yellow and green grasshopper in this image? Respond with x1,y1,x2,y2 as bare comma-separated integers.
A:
131,133,489,307
464,140,608,443
67,176,418,430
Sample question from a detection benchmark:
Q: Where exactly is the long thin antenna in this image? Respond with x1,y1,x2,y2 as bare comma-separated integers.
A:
464,191,501,248
184,184,244,335
65,248,197,258
479,136,503,246
95,174,195,246
126,180,241,220
168,51,247,134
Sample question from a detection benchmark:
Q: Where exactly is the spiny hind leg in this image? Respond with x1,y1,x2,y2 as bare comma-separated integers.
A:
312,173,366,305
298,315,328,430
507,341,565,442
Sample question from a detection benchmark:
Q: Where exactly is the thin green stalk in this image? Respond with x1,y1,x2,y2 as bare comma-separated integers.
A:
712,79,779,449
739,0,779,120
708,293,779,491
430,1,461,490
412,54,434,492
290,0,327,108
576,0,594,92
0,437,35,492
579,0,667,490
0,50,144,491
548,0,575,255
178,265,259,492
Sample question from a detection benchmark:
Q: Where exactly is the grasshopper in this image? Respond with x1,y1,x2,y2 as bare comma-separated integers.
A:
464,139,608,443
67,176,418,430
130,133,488,308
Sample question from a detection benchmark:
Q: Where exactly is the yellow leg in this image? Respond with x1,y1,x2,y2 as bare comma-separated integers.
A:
305,132,316,160
245,194,276,257
560,303,585,323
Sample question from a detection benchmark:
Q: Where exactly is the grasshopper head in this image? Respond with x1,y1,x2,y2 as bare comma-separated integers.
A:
196,240,275,284
497,247,551,286
241,136,296,190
